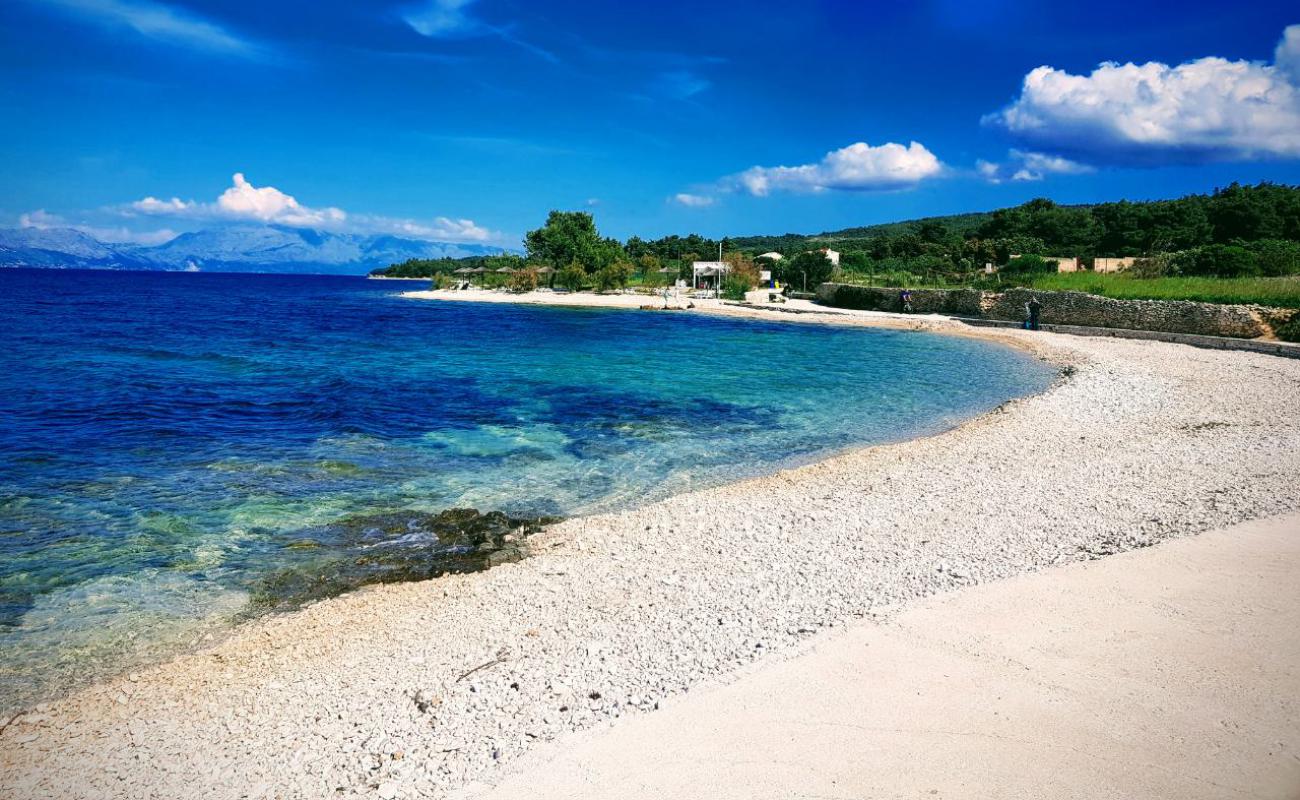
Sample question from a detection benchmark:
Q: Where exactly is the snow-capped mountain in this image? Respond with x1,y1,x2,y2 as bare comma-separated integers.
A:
0,225,507,274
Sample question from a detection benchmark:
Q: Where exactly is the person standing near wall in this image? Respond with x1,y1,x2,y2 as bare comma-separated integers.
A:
1026,296,1043,330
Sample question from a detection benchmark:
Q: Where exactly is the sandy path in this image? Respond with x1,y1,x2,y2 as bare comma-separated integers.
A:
3,315,1299,800
478,512,1300,800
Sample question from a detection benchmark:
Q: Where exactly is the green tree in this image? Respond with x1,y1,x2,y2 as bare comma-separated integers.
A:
1170,244,1260,277
525,211,624,270
779,251,835,291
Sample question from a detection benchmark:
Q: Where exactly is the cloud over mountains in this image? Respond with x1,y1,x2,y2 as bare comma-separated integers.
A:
125,173,494,243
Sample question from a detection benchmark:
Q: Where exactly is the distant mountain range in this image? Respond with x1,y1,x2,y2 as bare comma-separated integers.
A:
0,225,508,274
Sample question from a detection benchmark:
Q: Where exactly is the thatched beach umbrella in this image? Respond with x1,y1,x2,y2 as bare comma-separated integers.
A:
495,266,516,274
470,267,488,274
534,266,554,274
454,267,474,275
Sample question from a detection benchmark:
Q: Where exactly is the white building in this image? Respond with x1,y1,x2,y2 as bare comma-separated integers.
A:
812,248,840,267
757,251,784,261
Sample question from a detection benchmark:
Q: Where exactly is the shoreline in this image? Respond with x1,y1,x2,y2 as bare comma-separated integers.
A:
4,298,1300,799
400,287,1058,358
1,295,1060,715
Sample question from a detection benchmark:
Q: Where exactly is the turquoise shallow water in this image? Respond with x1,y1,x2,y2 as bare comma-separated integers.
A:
0,269,1054,709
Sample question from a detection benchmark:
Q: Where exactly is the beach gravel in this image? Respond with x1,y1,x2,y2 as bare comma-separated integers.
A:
2,321,1299,799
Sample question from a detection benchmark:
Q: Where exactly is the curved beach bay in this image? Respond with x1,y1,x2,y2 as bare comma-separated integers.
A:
0,271,1052,712
3,292,1300,799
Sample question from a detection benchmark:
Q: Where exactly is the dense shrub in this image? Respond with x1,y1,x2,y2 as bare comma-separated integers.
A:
721,274,751,300
1169,244,1259,277
1251,240,1300,277
1275,313,1300,343
556,262,587,292
594,261,632,292
1000,254,1058,276
506,268,539,293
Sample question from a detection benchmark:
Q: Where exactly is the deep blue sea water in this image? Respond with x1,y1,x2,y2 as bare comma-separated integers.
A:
0,269,1054,708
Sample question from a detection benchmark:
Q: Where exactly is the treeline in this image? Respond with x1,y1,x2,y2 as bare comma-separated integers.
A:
373,254,523,278
737,182,1300,281
374,183,1300,284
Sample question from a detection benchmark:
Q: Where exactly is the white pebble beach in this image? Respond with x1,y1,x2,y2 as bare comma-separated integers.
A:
3,291,1299,799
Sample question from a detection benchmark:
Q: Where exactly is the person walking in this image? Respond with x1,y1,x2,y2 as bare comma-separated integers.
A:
900,289,914,314
1026,296,1043,331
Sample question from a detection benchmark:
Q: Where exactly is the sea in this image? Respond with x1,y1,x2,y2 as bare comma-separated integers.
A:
0,268,1055,709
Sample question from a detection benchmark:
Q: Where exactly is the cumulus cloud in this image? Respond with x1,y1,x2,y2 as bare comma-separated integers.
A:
729,141,944,196
983,24,1300,163
976,149,1095,183
1279,24,1300,83
36,0,263,58
216,173,347,227
672,193,715,208
127,173,346,227
123,173,496,243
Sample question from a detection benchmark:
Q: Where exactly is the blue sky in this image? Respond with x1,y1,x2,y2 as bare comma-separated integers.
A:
2,0,1299,247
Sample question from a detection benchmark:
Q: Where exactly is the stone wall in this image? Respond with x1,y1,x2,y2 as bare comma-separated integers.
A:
815,285,985,316
816,283,1300,341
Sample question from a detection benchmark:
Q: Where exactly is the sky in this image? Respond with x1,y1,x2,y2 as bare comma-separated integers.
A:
1,0,1299,248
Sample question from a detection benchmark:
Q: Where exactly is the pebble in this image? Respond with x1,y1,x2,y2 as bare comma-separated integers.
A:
3,333,1299,800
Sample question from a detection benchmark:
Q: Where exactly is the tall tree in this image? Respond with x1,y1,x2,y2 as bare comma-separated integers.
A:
524,211,624,271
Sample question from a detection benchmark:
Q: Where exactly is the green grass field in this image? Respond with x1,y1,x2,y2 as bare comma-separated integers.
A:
839,270,1300,309
1020,272,1300,309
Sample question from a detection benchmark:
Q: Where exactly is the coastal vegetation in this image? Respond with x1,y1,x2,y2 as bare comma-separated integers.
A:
372,182,1300,306
1007,273,1300,309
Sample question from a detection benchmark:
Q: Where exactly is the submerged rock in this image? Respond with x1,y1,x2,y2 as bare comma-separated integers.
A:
248,508,559,612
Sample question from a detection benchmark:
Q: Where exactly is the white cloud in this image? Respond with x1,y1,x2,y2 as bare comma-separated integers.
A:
1276,23,1300,83
729,141,944,196
358,215,493,243
37,0,263,58
976,149,1095,183
20,208,176,245
672,193,715,208
983,24,1300,162
123,173,496,243
19,209,67,229
131,196,196,214
216,173,347,227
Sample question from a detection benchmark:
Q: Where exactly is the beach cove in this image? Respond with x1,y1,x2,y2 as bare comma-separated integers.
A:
0,271,1054,711
3,288,1299,799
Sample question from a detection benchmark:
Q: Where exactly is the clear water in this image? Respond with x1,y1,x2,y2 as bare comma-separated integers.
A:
0,269,1054,709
